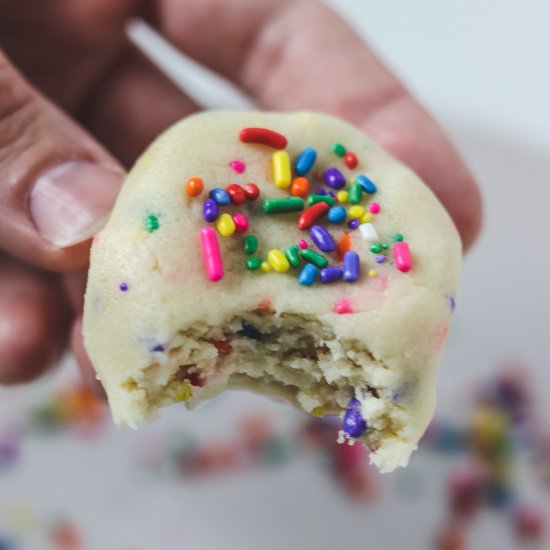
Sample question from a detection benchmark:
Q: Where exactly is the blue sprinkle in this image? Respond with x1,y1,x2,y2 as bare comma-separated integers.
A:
209,187,231,206
298,263,318,286
320,266,343,284
355,175,377,194
343,397,367,438
343,251,360,282
375,255,386,264
323,167,346,190
449,295,456,311
152,344,165,353
348,218,360,230
295,147,317,176
203,198,219,222
327,205,347,224
309,225,336,252
119,282,128,292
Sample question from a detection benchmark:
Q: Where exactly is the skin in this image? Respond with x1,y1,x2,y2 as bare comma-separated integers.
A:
0,0,482,393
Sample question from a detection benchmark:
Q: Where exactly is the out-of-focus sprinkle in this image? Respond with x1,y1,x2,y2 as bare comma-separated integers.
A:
369,202,381,214
229,160,245,173
334,299,353,314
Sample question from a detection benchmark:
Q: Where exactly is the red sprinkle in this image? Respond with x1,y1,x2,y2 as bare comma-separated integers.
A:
186,372,205,387
213,340,232,354
226,183,246,205
298,202,330,230
239,128,287,149
344,152,358,169
243,183,260,201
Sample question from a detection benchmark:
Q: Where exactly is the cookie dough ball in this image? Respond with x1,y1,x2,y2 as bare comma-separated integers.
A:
83,111,461,473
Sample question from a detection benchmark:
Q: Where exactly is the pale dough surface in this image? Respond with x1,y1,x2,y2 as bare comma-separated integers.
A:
83,111,461,472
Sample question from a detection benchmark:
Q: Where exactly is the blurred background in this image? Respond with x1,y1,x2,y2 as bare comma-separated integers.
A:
1,0,549,548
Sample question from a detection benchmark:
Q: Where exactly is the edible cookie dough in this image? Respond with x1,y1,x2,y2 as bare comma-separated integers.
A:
83,111,461,473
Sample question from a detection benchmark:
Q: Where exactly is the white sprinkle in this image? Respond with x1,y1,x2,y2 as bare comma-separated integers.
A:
359,222,379,242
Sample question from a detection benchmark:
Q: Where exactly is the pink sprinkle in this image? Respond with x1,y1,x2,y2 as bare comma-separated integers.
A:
232,213,249,233
298,239,308,249
369,202,380,214
229,160,246,174
200,227,223,281
334,299,353,314
393,242,412,272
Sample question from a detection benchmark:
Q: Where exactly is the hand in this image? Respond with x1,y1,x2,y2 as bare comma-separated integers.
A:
0,0,482,390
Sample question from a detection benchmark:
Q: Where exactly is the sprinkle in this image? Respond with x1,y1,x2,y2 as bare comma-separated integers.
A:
306,195,335,207
343,397,367,438
343,251,360,282
297,202,330,229
261,261,271,272
216,213,236,237
393,232,404,242
348,183,363,205
336,190,349,203
263,197,304,214
359,222,379,242
323,167,346,189
334,299,353,314
244,183,260,201
310,225,336,252
369,202,381,214
315,188,327,195
312,406,328,417
291,177,309,198
203,198,219,222
245,257,262,270
298,263,318,286
209,187,231,206
214,340,232,354
226,183,246,205
272,150,292,189
232,213,249,233
229,160,246,173
268,250,290,272
348,205,365,219
284,245,301,267
298,239,308,249
314,170,323,179
244,235,258,255
239,127,288,149
327,205,347,224
185,177,203,197
332,143,346,157
393,241,412,272
355,174,377,194
336,234,351,261
239,322,263,340
320,266,343,283
375,255,386,263
152,344,165,353
145,214,159,233
200,227,223,281
370,242,382,253
295,147,317,175
449,295,456,311
300,249,328,268
326,190,336,199
360,212,373,224
344,152,358,169
348,219,360,230
368,269,377,277
175,382,192,402
119,282,128,292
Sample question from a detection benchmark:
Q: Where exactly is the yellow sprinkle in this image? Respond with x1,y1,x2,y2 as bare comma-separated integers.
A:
348,205,365,219
360,212,373,224
336,190,349,203
216,213,236,237
267,249,290,272
312,406,328,417
261,261,271,272
272,150,291,189
175,381,192,402
368,269,377,278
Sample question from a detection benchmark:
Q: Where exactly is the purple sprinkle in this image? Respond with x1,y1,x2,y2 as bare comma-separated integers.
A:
375,255,386,264
315,188,327,195
320,266,343,284
152,344,165,353
450,295,456,311
327,191,336,198
323,167,346,190
119,283,128,292
310,225,336,252
343,397,367,438
203,198,219,223
348,218,360,230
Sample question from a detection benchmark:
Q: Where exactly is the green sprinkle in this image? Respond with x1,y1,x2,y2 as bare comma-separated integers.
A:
348,183,363,205
382,243,389,250
306,195,336,207
370,242,383,254
145,214,160,233
246,257,262,270
393,233,404,242
300,249,328,268
284,245,301,268
263,197,304,214
244,235,258,255
332,143,347,157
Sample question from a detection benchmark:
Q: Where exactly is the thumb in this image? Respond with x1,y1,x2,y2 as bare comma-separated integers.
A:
0,50,124,271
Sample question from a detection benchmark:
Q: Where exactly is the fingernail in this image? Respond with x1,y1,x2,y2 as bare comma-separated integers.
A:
30,160,123,248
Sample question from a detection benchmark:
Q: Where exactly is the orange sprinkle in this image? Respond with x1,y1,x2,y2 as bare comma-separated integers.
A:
256,298,273,313
185,177,203,197
290,177,309,198
314,170,323,179
336,234,351,261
